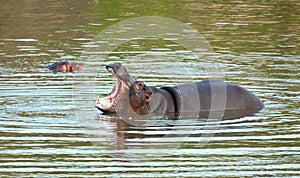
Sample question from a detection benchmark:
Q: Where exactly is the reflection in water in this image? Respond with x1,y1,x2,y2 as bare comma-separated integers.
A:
0,0,299,177
90,114,263,152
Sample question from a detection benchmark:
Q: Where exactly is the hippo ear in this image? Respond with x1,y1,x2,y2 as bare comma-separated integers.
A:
144,91,153,100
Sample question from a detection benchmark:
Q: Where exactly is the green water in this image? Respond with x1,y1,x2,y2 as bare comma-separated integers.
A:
0,0,299,177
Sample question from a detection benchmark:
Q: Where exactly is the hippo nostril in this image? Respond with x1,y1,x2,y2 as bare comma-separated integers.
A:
106,67,115,75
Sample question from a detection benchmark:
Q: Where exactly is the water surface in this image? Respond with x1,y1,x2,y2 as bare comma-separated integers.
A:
0,0,299,177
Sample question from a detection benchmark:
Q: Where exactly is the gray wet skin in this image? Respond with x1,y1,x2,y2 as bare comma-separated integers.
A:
95,62,264,119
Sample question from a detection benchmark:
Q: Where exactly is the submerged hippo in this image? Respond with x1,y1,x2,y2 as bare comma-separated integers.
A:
46,60,84,73
95,63,264,119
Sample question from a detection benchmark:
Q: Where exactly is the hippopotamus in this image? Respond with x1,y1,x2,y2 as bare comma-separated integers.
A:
95,62,264,119
46,60,84,73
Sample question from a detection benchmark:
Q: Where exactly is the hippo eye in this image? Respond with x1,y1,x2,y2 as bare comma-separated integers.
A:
136,81,144,89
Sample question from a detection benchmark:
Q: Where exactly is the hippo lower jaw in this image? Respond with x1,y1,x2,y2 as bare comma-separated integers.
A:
95,79,122,113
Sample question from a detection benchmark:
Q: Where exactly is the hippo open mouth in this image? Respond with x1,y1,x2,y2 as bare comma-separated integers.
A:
95,63,134,113
95,79,121,113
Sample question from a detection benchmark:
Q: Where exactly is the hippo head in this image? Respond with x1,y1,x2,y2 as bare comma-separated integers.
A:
95,62,153,115
128,81,153,115
57,62,75,73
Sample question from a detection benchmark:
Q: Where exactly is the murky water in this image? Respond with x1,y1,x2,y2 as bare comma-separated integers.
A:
1,0,299,177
